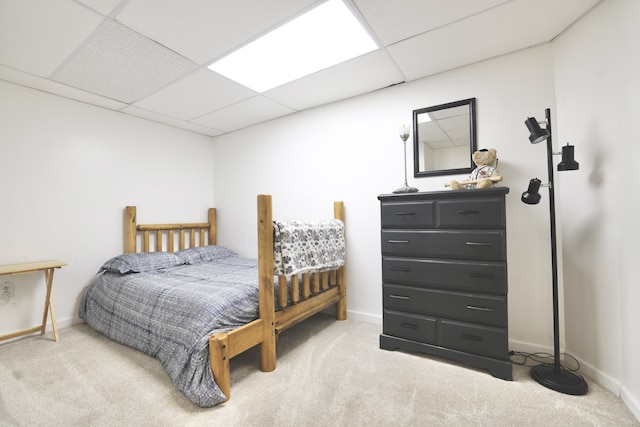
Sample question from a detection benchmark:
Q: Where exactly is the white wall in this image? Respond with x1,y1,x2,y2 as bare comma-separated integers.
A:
553,0,640,418
211,46,559,344
0,80,215,336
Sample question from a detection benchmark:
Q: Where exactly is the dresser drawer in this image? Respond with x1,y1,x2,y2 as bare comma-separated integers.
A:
383,310,437,344
382,257,507,294
383,284,507,327
381,230,506,261
437,199,506,228
440,320,508,359
381,201,434,228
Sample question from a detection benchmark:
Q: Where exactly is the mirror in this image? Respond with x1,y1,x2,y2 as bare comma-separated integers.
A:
413,98,477,177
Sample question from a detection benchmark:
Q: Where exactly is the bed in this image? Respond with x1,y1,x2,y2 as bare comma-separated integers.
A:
78,194,346,407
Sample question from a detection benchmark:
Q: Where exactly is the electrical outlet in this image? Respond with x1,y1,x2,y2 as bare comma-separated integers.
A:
2,282,14,298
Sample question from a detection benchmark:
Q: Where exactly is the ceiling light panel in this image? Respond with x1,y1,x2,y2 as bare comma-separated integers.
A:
115,0,317,65
208,0,378,92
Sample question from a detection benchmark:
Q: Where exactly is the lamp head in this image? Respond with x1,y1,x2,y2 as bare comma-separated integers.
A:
557,144,579,171
525,117,550,144
521,178,542,204
399,124,410,142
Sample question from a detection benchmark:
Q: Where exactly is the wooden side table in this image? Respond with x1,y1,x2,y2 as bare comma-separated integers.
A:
0,260,67,342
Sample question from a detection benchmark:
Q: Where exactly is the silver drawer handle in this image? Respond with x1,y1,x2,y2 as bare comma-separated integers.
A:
460,333,483,342
389,295,410,300
388,240,410,244
395,212,417,216
390,267,411,272
465,242,493,246
469,273,494,278
456,210,480,215
467,305,493,312
400,322,418,329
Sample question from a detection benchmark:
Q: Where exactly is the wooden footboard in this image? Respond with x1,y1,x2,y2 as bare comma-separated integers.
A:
209,194,346,402
263,194,346,344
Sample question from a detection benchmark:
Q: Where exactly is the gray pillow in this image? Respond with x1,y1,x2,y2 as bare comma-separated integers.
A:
175,245,237,265
100,252,184,274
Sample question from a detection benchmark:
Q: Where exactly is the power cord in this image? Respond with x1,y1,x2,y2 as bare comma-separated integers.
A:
508,350,586,380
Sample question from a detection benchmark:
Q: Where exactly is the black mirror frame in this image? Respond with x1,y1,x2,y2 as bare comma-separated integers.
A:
413,98,477,178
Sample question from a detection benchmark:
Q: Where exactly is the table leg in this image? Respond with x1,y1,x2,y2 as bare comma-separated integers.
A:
49,299,59,342
42,268,59,342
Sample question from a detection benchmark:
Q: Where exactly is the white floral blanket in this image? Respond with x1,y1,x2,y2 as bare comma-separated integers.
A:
273,219,345,275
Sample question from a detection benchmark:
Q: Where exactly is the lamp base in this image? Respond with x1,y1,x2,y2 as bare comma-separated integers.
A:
393,185,419,194
530,365,588,396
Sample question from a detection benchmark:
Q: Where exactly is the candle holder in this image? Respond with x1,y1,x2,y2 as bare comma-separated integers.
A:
393,124,419,193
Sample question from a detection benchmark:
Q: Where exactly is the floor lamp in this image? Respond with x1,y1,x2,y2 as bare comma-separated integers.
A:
521,108,588,396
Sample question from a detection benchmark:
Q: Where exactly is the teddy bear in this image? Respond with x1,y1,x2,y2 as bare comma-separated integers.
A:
446,148,503,190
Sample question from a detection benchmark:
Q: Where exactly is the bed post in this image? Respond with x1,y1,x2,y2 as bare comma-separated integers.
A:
208,208,217,245
334,201,347,320
124,206,137,254
257,195,276,372
209,332,230,401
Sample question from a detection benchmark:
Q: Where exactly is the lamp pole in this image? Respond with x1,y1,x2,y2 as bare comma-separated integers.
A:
544,108,561,370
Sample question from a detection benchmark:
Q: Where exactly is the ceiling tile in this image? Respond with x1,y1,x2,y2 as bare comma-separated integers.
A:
75,0,124,16
0,64,127,110
192,95,295,132
266,49,404,111
0,0,103,77
387,27,493,81
115,0,318,65
354,0,509,45
387,0,599,81
51,20,198,103
526,0,602,39
131,69,257,121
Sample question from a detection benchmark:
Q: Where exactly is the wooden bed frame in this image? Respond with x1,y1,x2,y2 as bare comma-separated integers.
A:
124,194,346,402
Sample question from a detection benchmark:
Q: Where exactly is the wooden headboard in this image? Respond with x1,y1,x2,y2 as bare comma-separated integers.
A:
124,206,217,253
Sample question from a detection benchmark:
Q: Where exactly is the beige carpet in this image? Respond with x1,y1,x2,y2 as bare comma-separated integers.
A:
0,314,637,427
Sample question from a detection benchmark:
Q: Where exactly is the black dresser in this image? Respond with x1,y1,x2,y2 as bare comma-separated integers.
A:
378,187,512,380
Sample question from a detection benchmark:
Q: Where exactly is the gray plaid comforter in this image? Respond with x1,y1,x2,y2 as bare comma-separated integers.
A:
78,255,259,407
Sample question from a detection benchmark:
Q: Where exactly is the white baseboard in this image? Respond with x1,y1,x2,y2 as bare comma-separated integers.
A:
508,338,553,356
0,316,82,345
621,386,640,422
346,309,381,325
576,358,622,397
319,306,382,325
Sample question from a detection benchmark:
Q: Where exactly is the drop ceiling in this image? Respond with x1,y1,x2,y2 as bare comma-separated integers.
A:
0,0,601,138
